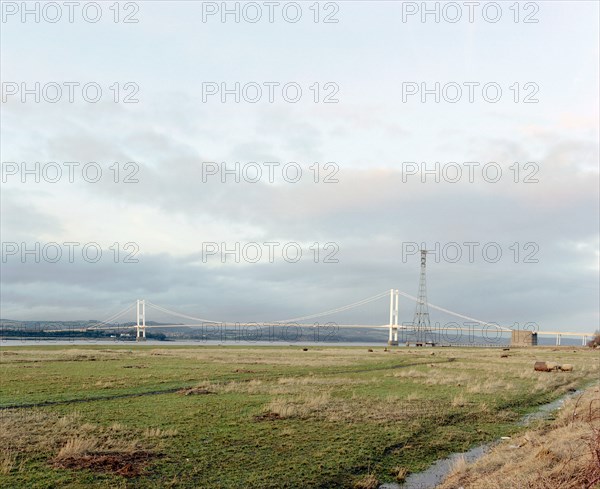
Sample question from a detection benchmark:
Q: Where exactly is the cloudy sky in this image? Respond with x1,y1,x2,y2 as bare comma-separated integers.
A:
1,1,598,334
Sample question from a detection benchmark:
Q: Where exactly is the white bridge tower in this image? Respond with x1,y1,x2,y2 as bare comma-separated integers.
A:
136,299,146,341
388,289,399,346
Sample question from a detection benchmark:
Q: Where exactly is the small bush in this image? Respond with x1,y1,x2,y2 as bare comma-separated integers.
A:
587,331,600,348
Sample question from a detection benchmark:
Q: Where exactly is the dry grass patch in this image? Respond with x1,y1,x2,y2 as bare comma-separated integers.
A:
448,454,468,478
466,379,515,394
259,391,447,424
56,437,99,459
353,473,380,489
143,427,178,438
140,347,365,368
264,392,332,419
218,379,265,394
439,386,600,489
52,433,158,477
391,368,428,379
0,450,17,475
190,376,368,397
391,465,408,482
0,408,162,477
0,349,137,364
451,395,467,408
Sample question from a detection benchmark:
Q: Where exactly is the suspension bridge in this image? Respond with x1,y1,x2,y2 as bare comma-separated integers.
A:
44,251,595,346
68,291,592,347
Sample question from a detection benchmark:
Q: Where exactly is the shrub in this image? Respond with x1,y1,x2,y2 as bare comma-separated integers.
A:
587,331,600,348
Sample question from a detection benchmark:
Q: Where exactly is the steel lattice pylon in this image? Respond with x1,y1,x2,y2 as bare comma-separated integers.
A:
412,250,432,343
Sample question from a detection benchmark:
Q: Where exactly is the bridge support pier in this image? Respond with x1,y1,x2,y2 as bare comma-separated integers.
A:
136,299,146,341
388,289,399,346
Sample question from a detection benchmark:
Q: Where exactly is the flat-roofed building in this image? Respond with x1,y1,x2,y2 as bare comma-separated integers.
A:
511,330,538,346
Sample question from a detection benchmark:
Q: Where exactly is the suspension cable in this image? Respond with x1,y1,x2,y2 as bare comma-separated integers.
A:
274,291,389,323
145,301,222,324
395,290,511,331
86,303,136,330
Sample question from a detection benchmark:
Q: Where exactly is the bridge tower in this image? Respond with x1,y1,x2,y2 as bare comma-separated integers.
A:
412,250,432,344
388,289,399,346
136,299,146,341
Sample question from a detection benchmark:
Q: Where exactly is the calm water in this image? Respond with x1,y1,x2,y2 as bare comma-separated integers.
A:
0,339,388,347
383,387,591,489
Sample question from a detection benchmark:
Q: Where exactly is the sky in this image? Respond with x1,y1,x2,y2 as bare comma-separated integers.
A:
1,1,598,334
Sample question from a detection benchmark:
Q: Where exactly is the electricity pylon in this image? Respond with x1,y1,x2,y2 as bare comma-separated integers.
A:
412,250,432,343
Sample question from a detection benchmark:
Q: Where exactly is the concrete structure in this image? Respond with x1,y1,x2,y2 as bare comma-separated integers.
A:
511,330,537,347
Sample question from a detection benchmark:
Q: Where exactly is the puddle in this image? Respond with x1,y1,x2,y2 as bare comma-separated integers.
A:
381,443,494,489
519,388,582,425
381,387,589,489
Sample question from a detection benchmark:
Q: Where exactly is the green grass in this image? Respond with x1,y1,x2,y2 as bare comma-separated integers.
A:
1,345,598,488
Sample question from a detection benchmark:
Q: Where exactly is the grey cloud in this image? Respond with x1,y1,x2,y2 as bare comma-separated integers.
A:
1,101,598,332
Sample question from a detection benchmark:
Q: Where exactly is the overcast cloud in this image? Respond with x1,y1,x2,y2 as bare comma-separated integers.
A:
1,1,598,333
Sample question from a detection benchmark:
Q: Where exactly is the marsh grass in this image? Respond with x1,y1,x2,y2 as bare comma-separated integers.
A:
56,438,99,459
438,386,600,489
0,345,598,487
0,451,17,475
142,427,178,438
353,473,379,489
391,465,408,482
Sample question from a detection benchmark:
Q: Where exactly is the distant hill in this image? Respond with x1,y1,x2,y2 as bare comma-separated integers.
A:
0,319,587,346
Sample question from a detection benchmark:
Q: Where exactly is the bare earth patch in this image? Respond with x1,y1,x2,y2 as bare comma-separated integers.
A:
53,451,159,477
253,412,283,421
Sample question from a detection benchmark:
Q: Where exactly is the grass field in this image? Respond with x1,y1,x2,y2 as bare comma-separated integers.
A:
0,345,598,488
